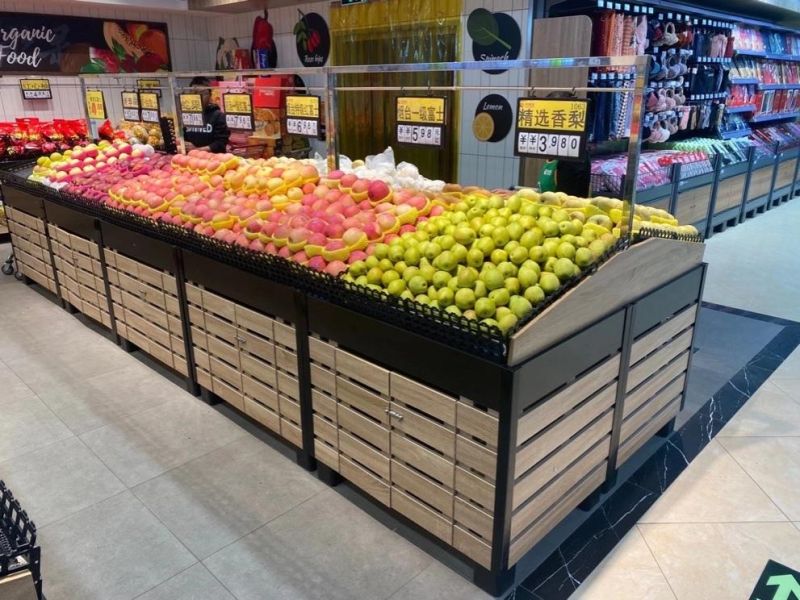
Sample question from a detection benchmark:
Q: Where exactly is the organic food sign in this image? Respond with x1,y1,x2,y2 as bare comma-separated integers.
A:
0,12,171,74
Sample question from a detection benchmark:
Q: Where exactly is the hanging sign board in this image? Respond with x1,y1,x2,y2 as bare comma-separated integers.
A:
139,91,160,123
19,78,52,100
285,95,321,137
121,90,140,121
395,96,447,148
223,92,254,130
137,78,162,97
179,93,204,128
85,89,106,120
514,97,589,161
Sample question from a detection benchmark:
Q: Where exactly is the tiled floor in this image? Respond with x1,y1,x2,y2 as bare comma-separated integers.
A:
0,196,799,600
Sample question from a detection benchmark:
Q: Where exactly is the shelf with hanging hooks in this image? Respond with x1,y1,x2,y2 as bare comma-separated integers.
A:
757,83,800,91
725,104,757,114
750,111,800,124
729,77,759,85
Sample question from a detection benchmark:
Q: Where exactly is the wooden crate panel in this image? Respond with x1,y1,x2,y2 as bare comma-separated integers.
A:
236,304,273,339
315,439,339,470
243,396,280,433
617,398,681,466
280,418,303,448
340,455,390,506
456,401,498,449
621,377,685,442
454,496,493,542
748,166,774,200
627,328,693,390
237,331,275,365
390,403,455,459
715,174,746,214
455,435,497,484
518,354,620,445
242,373,278,411
313,414,338,446
336,349,389,396
391,487,452,544
624,351,689,418
202,289,235,321
312,389,336,421
391,433,454,488
515,384,616,478
210,356,242,390
509,463,606,565
275,346,298,375
390,373,456,425
775,159,796,189
339,429,390,480
511,439,609,539
338,404,389,453
675,184,712,226
240,353,276,388
391,460,454,518
309,337,336,369
513,412,612,511
279,395,301,425
273,321,297,350
207,335,239,370
455,467,495,513
277,371,300,402
310,363,336,396
212,375,243,410
453,525,491,568
336,377,389,424
203,313,237,345
185,283,203,305
630,304,697,365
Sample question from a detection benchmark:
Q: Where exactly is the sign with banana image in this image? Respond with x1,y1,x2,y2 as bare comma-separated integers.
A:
0,12,170,74
293,10,330,67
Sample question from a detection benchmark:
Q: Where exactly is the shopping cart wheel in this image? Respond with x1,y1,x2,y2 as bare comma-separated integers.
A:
2,259,14,276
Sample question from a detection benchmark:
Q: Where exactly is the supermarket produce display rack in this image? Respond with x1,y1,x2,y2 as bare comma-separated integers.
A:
0,56,711,596
0,482,43,600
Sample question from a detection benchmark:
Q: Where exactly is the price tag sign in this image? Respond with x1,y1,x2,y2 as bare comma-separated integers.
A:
285,95,321,137
121,90,140,121
20,78,52,100
137,78,162,98
138,91,160,123
514,97,589,161
223,92,254,130
395,96,447,148
85,89,107,120
179,93,204,128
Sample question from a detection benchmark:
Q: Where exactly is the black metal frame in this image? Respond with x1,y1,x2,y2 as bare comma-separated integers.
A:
1,174,706,598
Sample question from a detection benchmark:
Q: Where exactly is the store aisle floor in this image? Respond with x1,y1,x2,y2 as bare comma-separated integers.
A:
702,198,800,322
570,347,800,600
0,250,496,600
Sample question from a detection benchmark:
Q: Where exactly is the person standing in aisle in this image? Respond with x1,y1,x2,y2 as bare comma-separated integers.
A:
183,76,231,153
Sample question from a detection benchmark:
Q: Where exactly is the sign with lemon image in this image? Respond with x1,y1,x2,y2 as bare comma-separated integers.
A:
472,94,513,143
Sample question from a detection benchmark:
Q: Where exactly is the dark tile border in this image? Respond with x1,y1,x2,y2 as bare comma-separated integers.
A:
514,305,800,600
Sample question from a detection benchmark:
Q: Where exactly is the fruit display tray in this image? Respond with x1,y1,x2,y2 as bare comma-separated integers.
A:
0,166,706,596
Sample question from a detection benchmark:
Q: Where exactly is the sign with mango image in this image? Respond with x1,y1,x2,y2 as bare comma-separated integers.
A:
0,11,170,74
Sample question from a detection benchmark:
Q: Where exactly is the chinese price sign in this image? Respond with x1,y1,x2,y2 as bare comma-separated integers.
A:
514,98,589,161
137,78,162,98
285,95,321,138
121,90,140,121
85,89,106,120
179,93,204,128
138,91,160,123
20,78,52,100
395,96,447,148
223,92,254,131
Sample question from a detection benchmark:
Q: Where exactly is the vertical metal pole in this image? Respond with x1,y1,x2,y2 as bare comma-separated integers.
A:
622,55,650,239
704,153,723,240
325,71,339,171
738,146,757,224
668,162,682,217
78,77,95,140
169,75,187,155
765,141,781,211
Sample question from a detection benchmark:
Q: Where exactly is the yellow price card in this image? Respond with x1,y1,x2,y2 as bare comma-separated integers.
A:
286,95,320,119
139,91,159,111
516,98,588,132
121,91,139,109
20,78,52,100
180,93,203,113
396,96,447,125
223,92,253,115
85,90,106,120
137,78,160,89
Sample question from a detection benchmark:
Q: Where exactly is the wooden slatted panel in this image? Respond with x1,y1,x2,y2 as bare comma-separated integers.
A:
624,351,689,419
518,354,620,445
747,166,774,201
630,304,697,365
621,376,685,443
617,398,681,466
627,328,693,391
775,159,796,189
675,184,712,226
509,462,606,565
515,384,616,478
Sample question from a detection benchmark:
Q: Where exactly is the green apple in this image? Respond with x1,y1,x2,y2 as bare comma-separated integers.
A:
408,275,428,295
455,288,476,310
524,285,545,305
366,267,383,286
475,297,496,319
539,272,560,294
489,287,510,307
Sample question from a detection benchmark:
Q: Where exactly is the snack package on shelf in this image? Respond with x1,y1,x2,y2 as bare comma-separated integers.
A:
0,118,89,161
591,149,713,195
